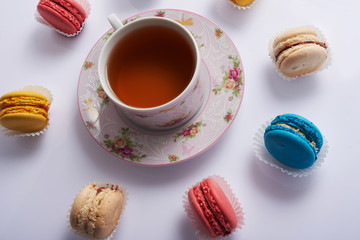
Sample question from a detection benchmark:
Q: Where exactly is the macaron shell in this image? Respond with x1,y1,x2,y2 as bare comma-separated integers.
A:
52,0,87,22
273,27,318,49
0,112,48,132
270,113,323,152
273,33,319,58
93,190,123,239
203,178,237,230
69,185,93,230
277,43,327,78
231,0,255,7
264,128,317,169
0,96,49,111
37,0,81,34
188,186,223,237
0,90,49,101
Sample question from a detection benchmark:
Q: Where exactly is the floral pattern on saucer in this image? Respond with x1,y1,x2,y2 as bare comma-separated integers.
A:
102,128,146,162
78,9,245,165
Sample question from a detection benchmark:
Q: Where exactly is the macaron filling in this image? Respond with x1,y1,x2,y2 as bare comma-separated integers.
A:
275,41,327,61
192,182,232,237
200,181,232,235
0,106,48,119
192,185,224,236
0,96,50,111
276,123,317,151
51,0,86,22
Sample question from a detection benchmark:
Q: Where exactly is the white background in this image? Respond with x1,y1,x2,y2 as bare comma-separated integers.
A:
1,0,360,239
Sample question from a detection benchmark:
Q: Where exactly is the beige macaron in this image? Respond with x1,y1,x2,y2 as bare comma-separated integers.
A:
272,27,328,78
70,184,123,239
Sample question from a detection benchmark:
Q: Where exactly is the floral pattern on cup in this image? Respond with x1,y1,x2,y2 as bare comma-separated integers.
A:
134,114,151,118
168,154,179,162
212,55,243,98
192,79,200,92
83,61,94,70
101,128,146,162
173,121,205,142
215,28,223,39
159,106,176,113
157,112,191,128
155,11,165,17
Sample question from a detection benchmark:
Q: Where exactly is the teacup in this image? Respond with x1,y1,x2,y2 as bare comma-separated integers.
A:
98,14,203,131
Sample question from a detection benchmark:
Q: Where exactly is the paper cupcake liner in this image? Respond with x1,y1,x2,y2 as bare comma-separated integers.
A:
0,85,53,137
183,175,245,240
227,0,257,10
253,119,329,177
34,0,91,37
67,182,129,240
268,25,332,81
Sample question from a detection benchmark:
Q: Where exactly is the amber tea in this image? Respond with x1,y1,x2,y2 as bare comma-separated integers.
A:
107,25,196,108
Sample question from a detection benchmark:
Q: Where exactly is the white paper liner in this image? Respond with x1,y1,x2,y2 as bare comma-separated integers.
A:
227,0,257,10
183,175,245,240
268,25,332,81
34,0,91,37
253,119,329,177
0,85,53,137
67,182,129,240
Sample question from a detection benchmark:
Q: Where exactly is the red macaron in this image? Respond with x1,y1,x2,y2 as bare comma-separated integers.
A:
188,178,238,237
37,0,87,35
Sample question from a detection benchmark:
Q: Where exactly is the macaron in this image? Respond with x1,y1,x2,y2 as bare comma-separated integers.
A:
37,0,87,35
230,0,255,7
272,27,328,78
188,178,238,237
0,91,50,132
70,184,124,239
264,113,323,169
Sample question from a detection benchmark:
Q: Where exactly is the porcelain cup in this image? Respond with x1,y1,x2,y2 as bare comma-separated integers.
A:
98,14,203,130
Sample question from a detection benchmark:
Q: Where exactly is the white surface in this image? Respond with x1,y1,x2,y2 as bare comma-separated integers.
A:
0,0,359,239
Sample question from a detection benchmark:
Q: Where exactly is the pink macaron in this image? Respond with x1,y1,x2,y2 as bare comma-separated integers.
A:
37,0,87,35
187,177,242,238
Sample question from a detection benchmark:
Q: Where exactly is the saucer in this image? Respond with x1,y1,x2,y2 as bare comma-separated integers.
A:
77,9,245,166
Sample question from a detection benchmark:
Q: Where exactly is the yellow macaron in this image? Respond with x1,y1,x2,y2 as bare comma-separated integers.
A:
231,0,255,7
0,91,50,132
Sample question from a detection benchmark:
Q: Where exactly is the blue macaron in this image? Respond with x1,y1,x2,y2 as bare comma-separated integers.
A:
264,114,323,169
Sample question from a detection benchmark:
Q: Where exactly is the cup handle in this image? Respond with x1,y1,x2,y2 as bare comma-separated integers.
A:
107,13,124,30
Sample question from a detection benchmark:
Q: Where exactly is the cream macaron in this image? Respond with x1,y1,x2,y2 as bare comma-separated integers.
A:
272,26,328,78
70,184,124,239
